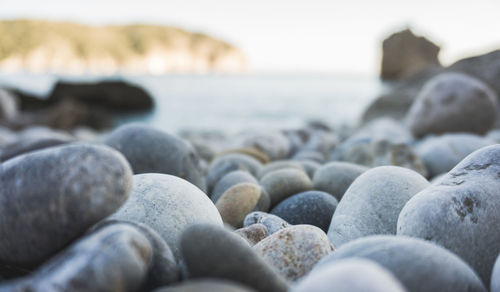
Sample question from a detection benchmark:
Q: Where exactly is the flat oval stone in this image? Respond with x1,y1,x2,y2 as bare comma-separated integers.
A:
398,144,500,284
260,168,313,206
292,258,407,292
103,123,206,191
216,183,264,228
0,224,152,292
270,191,338,232
328,166,429,247
109,173,222,260
253,225,333,282
153,279,258,292
243,211,290,234
211,170,258,202
317,235,486,292
0,143,133,266
407,72,498,137
312,162,368,200
180,224,289,292
240,131,291,161
257,160,304,179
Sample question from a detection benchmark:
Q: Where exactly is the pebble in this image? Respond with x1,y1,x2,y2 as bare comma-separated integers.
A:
0,143,132,266
398,144,500,284
234,224,269,246
180,224,289,292
0,224,152,292
257,160,304,179
328,166,429,247
316,235,486,292
109,173,223,260
253,225,333,281
407,72,498,137
312,162,368,200
260,168,313,206
216,183,266,227
270,191,338,232
211,170,258,202
294,159,321,179
292,258,407,292
240,131,291,161
492,254,500,292
243,211,290,234
103,123,206,191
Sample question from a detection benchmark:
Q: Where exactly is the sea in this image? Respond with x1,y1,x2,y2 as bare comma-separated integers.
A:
0,72,385,134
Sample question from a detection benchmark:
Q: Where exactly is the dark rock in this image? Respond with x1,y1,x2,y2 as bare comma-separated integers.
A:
180,224,289,292
292,258,407,292
317,235,486,292
270,191,338,232
109,173,222,260
398,144,500,285
0,143,132,266
381,28,441,80
253,225,333,281
329,166,429,247
407,72,498,137
0,224,152,292
104,123,206,191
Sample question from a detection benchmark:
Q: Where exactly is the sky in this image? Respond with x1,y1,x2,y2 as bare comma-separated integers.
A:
1,0,500,74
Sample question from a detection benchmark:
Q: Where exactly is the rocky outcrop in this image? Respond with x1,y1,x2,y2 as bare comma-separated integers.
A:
381,29,441,80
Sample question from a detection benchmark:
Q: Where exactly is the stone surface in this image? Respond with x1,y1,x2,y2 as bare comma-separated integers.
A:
240,131,291,161
492,254,500,292
257,160,304,179
260,168,313,206
206,153,263,194
381,28,441,80
328,166,429,247
294,159,321,179
407,72,498,137
211,170,258,202
181,224,289,292
312,162,368,200
317,235,486,292
270,191,338,232
398,144,500,285
93,219,179,290
0,143,132,266
0,224,152,292
109,173,222,260
253,225,333,282
153,279,258,292
0,133,74,162
234,224,269,246
415,133,494,178
292,258,407,292
104,123,206,191
243,211,290,235
216,183,265,227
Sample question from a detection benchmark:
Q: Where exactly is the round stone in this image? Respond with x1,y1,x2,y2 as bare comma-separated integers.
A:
312,162,368,200
292,258,407,292
0,143,133,266
211,170,258,202
253,225,333,282
153,279,258,292
407,72,498,137
260,168,313,206
103,123,206,191
270,191,338,232
109,173,223,260
317,235,486,292
328,166,429,247
216,183,264,228
398,144,500,285
206,154,263,194
234,224,268,246
243,211,290,235
257,160,304,179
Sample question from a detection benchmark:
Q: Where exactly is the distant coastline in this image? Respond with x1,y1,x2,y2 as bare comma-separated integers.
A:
0,19,248,75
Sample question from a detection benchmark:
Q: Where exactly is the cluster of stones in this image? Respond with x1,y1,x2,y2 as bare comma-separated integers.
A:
1,53,500,292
